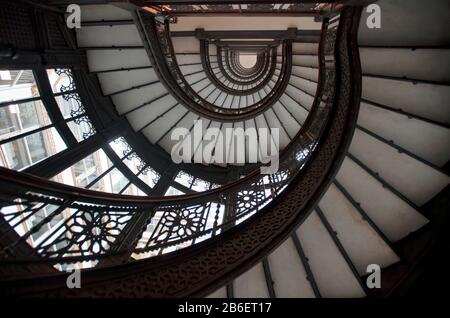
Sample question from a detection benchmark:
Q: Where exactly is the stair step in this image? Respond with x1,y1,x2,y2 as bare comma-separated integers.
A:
358,101,450,167
112,82,168,115
279,94,309,124
158,112,198,155
336,156,429,241
289,74,318,96
171,36,201,54
77,25,143,48
296,212,366,298
362,76,450,125
285,85,315,111
360,48,450,83
80,4,133,22
143,105,193,144
268,237,316,297
86,49,151,72
125,94,178,130
319,184,400,275
349,128,450,206
97,68,159,96
234,262,270,298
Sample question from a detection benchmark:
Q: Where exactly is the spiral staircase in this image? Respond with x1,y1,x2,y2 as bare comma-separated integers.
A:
0,0,448,298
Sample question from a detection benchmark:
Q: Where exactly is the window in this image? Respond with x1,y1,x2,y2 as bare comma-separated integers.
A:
0,100,45,135
53,149,113,190
0,70,39,103
1,127,66,170
174,170,194,188
0,97,65,170
110,168,129,193
0,69,95,170
18,101,41,129
174,170,213,192
67,117,95,142
48,68,74,94
48,69,95,141
109,137,161,189
165,186,185,196
86,167,128,193
0,68,100,171
26,131,47,162
121,183,146,196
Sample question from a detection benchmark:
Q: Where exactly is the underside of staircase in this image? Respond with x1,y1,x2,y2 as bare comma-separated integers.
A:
0,0,448,298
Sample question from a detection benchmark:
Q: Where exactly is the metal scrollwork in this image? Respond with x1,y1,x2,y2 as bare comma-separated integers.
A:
140,165,161,185
55,68,76,93
140,13,293,121
37,209,133,258
146,203,212,247
112,137,134,158
73,116,96,140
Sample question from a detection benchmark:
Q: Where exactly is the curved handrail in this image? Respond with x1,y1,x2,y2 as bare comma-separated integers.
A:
200,42,276,96
139,12,293,122
218,47,270,84
228,50,269,78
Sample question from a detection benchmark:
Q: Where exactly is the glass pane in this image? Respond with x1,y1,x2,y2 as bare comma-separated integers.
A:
110,168,129,193
18,101,42,129
67,117,95,141
26,131,47,163
0,105,20,135
137,166,160,188
54,93,84,119
123,155,142,175
90,168,129,194
52,149,113,189
174,170,194,188
0,138,30,170
122,183,146,196
164,186,185,196
0,100,50,142
109,137,160,188
0,70,39,104
47,69,75,94
191,178,211,192
73,155,94,178
109,137,132,159
0,127,66,170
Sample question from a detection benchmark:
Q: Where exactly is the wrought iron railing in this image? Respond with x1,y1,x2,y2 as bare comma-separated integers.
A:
139,2,342,16
138,11,293,121
200,43,278,96
0,6,362,297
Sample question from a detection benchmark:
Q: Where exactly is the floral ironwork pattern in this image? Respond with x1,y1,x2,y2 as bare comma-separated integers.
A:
37,209,133,258
144,203,212,247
